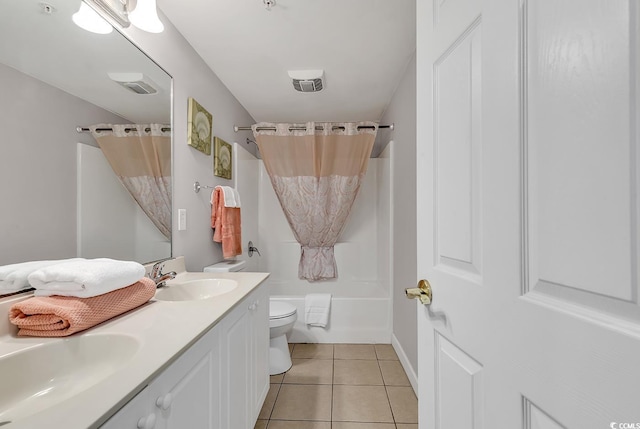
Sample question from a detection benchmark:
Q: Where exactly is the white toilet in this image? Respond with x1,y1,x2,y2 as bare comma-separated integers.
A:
269,300,297,375
203,260,297,375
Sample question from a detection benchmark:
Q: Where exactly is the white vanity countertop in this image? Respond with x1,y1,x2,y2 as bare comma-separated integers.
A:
0,257,269,429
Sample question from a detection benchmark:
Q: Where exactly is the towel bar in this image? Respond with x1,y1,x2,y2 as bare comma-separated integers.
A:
194,181,215,193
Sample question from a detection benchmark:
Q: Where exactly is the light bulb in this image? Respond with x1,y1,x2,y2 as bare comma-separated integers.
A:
72,1,113,34
129,0,164,33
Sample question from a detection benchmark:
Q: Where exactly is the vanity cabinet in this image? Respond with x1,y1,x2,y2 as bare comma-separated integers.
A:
101,284,268,429
101,324,221,429
220,285,269,428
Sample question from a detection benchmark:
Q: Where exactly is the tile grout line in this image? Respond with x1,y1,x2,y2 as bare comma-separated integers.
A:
378,352,399,426
331,345,335,427
264,343,415,428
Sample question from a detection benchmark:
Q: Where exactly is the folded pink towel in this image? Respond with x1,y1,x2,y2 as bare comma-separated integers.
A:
9,277,156,337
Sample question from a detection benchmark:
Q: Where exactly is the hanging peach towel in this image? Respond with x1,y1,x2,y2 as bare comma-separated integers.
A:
211,187,242,258
9,277,156,337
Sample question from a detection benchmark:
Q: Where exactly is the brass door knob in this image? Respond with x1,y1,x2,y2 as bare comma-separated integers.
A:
405,279,432,305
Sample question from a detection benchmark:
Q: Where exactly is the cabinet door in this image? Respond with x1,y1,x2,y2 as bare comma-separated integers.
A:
100,387,155,429
151,325,221,429
250,288,269,422
221,298,252,429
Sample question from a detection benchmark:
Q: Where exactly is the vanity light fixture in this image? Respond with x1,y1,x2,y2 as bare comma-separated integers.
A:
72,2,113,34
73,0,164,34
128,0,164,33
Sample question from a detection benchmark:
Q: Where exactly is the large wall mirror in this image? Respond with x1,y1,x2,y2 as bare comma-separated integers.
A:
0,0,172,273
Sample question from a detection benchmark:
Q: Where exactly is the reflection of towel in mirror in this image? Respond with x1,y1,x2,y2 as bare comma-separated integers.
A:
9,277,156,337
211,187,242,258
0,259,83,293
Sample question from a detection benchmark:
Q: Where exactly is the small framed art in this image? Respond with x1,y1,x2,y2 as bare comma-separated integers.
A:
187,97,212,155
214,137,232,179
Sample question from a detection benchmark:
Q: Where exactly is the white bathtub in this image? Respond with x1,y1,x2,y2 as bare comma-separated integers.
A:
271,295,392,344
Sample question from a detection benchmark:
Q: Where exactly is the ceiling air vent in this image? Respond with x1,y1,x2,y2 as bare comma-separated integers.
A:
108,72,158,95
288,70,324,93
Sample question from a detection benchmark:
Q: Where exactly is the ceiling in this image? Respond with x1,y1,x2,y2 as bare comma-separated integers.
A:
158,0,416,126
0,0,171,124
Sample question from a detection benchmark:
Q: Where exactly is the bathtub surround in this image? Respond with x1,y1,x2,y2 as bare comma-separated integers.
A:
233,143,260,271
259,158,393,344
253,122,377,281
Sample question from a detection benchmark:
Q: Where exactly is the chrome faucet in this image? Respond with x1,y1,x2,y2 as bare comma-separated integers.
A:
150,259,177,288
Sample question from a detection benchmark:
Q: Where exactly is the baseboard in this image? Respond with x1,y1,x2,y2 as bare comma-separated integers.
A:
392,333,418,396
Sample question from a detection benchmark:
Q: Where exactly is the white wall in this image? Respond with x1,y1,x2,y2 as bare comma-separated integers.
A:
380,53,418,378
77,144,170,263
77,143,136,261
119,11,257,271
0,63,125,265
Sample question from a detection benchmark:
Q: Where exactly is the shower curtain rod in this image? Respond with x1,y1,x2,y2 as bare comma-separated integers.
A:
76,126,171,133
233,123,394,132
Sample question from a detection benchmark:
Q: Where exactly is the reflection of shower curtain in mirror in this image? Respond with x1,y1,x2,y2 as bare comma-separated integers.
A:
89,124,171,239
253,122,377,281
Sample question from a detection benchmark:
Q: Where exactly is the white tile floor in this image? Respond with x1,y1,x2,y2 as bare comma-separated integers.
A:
255,344,418,429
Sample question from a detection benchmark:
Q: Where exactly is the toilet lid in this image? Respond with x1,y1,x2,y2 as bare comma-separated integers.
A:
270,301,297,319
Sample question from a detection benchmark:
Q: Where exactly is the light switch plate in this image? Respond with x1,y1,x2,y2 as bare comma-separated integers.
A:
178,209,187,231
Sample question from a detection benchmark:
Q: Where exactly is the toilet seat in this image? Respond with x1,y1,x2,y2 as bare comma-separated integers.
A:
270,301,297,319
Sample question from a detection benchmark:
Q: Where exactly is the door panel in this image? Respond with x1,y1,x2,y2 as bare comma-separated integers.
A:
524,0,639,313
435,333,483,428
435,20,483,280
417,0,640,427
523,399,566,429
434,0,480,48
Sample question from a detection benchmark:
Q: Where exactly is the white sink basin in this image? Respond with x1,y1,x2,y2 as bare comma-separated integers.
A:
0,334,139,422
154,279,238,301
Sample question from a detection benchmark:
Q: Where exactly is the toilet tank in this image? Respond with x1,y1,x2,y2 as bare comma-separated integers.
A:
203,260,246,273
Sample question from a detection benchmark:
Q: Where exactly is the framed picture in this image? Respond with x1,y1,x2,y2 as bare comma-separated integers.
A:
187,97,212,155
214,137,232,180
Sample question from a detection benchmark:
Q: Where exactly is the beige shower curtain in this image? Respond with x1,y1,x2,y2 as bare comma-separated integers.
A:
253,122,377,281
89,124,171,239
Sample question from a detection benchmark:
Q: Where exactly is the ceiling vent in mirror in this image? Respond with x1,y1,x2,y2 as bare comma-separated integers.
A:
108,72,158,95
288,70,324,93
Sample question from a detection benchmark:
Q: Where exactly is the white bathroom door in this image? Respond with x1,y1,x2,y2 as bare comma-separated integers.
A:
415,0,640,427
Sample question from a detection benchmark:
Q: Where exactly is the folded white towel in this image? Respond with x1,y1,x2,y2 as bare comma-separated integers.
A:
0,259,82,293
214,186,242,208
232,188,242,208
29,258,145,298
304,293,332,328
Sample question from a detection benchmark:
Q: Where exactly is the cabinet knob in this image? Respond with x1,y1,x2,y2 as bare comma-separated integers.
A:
137,413,156,429
248,303,257,311
156,393,173,410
